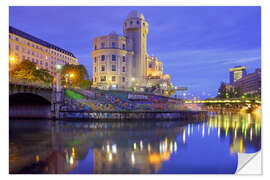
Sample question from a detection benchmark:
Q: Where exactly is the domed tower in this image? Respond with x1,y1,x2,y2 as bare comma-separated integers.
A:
123,10,149,86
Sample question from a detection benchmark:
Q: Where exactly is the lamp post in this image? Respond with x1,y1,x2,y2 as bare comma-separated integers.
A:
54,64,62,119
69,73,74,88
9,56,15,71
65,73,69,88
55,64,62,92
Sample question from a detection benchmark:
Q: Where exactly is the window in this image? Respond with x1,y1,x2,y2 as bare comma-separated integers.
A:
40,61,43,65
94,66,96,72
101,65,105,71
101,55,105,61
112,42,116,48
122,56,126,62
112,55,116,61
122,66,126,72
22,55,25,60
112,65,116,71
122,77,125,82
112,76,116,81
149,63,152,68
32,58,35,62
94,57,96,63
94,45,97,50
45,62,48,66
15,37,19,41
122,44,126,50
130,21,133,25
137,20,139,24
101,42,105,48
101,76,106,82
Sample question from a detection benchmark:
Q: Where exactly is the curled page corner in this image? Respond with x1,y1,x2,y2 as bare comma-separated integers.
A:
236,151,262,175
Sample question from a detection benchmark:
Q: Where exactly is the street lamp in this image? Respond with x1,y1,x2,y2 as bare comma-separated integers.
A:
55,64,62,91
69,73,74,88
9,56,15,71
65,73,69,88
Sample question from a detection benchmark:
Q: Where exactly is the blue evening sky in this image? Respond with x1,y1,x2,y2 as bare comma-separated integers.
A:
9,6,261,99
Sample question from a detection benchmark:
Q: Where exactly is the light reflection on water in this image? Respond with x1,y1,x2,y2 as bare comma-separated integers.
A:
9,112,261,174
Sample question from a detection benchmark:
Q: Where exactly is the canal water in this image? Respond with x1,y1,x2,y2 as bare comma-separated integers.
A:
9,112,261,174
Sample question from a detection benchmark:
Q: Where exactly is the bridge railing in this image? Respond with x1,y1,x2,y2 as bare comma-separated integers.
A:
9,77,53,89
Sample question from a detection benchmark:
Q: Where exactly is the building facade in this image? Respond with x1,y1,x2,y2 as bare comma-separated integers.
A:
234,68,261,95
9,26,79,76
91,11,169,90
229,66,247,85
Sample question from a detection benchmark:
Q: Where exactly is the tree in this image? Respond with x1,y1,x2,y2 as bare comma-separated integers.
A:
10,60,53,84
33,68,53,84
217,82,227,98
234,86,243,98
10,60,36,81
61,64,91,89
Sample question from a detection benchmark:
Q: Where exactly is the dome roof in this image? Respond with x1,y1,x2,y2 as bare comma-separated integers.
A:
127,10,145,20
108,31,118,36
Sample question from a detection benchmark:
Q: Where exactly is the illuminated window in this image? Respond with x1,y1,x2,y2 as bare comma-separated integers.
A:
112,55,116,61
112,76,116,81
101,76,106,81
101,55,105,61
122,66,125,72
101,65,105,71
122,56,126,62
112,65,116,71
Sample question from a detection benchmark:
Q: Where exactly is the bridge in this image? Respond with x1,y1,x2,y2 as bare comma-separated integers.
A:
9,79,53,102
9,79,57,119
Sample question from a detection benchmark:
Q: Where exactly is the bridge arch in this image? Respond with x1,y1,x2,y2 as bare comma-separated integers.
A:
9,93,51,119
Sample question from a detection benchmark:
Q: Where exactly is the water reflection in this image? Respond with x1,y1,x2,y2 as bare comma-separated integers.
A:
9,112,261,174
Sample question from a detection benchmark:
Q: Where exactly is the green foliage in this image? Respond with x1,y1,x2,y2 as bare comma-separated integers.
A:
217,82,243,98
61,64,92,89
10,60,53,84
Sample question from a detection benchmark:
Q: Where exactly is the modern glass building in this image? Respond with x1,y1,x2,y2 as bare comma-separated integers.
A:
229,66,247,85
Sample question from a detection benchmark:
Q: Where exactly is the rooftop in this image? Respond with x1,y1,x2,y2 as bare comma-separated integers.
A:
127,10,145,20
9,26,76,58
